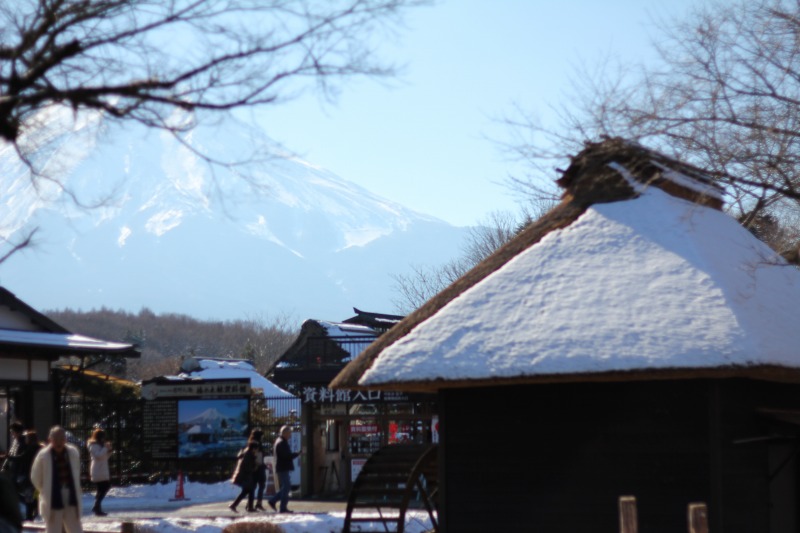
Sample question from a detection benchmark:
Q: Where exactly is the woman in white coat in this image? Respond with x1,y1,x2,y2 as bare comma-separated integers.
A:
87,428,112,516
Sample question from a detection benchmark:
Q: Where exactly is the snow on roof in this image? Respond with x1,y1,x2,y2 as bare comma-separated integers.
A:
651,160,725,201
318,320,377,337
179,359,295,399
359,184,800,386
0,329,137,352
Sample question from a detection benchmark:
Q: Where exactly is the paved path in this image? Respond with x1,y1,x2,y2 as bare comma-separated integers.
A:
23,499,348,531
101,499,346,520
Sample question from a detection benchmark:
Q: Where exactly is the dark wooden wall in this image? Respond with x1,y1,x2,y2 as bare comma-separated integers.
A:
714,379,800,533
438,379,789,533
440,381,711,532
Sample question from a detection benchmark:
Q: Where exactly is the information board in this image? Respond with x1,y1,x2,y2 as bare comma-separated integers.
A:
143,400,178,459
141,377,251,460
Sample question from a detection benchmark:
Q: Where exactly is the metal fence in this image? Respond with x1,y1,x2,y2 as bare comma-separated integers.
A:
60,398,145,486
60,394,301,487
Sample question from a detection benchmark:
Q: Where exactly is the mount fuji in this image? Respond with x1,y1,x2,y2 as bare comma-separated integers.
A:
0,108,467,321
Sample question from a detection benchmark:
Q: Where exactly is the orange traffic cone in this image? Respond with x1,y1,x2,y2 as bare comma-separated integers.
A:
169,470,191,501
265,463,276,496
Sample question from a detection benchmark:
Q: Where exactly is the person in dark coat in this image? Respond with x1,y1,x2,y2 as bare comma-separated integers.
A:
248,429,267,511
0,469,22,533
19,431,42,521
267,426,299,513
228,440,259,513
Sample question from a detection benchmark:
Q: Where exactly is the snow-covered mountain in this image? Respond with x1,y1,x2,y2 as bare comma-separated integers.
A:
183,408,231,428
0,108,467,321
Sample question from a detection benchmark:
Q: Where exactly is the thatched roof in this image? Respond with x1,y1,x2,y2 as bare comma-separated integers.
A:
330,138,800,392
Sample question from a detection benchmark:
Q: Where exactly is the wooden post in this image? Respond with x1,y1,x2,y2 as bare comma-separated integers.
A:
688,502,709,533
619,495,638,533
121,522,135,533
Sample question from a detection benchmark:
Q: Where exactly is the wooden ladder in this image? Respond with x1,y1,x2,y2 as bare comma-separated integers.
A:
343,444,439,533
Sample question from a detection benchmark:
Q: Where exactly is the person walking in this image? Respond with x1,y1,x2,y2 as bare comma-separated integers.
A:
267,426,299,513
19,430,42,521
87,429,113,516
228,440,259,513
30,426,83,533
248,429,267,511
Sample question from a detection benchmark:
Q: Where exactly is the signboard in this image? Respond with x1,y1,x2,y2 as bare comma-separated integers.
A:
350,424,379,434
142,378,250,460
143,401,179,459
142,379,250,400
319,404,347,416
300,386,410,404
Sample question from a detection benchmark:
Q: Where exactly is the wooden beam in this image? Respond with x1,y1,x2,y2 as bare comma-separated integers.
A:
688,502,709,533
619,495,638,533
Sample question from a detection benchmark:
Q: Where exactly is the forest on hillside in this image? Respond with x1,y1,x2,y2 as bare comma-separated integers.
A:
47,307,299,381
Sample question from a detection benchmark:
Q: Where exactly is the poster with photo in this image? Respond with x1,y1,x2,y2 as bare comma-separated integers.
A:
177,398,249,459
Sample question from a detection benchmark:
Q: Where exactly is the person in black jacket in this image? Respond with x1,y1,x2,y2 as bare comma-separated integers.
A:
19,431,42,521
0,469,22,533
1,422,26,516
266,426,299,513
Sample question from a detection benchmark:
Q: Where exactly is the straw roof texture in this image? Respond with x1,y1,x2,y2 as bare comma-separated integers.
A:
330,138,800,392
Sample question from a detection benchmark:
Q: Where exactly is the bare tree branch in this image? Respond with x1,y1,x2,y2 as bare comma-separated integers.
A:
499,0,800,253
391,210,540,312
0,0,430,264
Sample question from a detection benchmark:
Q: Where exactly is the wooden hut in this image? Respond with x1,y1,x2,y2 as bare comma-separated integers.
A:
332,138,800,533
0,286,139,447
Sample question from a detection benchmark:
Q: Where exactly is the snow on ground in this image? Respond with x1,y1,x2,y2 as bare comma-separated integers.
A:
129,512,433,533
74,480,433,533
91,479,241,509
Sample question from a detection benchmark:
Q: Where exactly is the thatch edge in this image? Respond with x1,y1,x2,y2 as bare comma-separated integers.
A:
339,365,800,393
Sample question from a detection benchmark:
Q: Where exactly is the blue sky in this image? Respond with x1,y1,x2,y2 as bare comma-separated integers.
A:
259,0,706,227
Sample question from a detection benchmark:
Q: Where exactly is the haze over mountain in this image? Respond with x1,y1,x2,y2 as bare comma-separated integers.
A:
0,107,467,321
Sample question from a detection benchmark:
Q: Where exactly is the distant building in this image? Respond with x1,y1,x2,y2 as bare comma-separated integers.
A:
267,308,436,497
333,138,800,532
0,286,139,449
179,357,296,415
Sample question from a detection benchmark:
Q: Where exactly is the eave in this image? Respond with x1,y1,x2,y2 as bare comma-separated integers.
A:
348,365,800,394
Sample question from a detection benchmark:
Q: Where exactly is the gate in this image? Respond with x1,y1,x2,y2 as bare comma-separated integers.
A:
250,395,302,451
